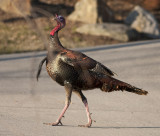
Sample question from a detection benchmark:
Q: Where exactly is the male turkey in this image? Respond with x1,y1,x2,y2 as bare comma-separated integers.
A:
37,14,148,127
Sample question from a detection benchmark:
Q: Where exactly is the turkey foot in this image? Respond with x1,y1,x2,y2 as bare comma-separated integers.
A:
43,120,63,126
78,120,92,127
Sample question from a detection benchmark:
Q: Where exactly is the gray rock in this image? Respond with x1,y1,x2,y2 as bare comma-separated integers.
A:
68,0,114,24
76,23,138,42
125,6,160,39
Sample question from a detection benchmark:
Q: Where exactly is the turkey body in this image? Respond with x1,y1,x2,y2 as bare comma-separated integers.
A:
46,45,103,90
37,15,148,127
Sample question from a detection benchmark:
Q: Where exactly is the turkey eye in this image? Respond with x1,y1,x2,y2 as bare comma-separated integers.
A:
58,16,63,21
60,18,63,21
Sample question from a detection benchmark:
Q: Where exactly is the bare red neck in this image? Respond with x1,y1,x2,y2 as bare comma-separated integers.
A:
50,24,61,36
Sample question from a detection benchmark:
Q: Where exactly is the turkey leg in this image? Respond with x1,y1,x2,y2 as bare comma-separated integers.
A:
74,90,92,127
44,81,72,126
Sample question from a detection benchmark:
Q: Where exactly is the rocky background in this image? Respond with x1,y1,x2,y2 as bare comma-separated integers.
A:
0,0,160,54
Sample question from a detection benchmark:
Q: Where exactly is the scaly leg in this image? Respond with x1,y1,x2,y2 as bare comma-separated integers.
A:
74,90,92,127
44,81,72,126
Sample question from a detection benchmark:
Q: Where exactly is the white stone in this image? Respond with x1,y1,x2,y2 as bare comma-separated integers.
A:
0,0,31,16
76,23,138,42
68,0,114,24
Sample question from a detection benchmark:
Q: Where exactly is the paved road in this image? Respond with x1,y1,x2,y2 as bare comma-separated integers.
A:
0,40,160,136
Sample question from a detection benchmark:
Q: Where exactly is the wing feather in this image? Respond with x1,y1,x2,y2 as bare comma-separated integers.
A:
60,50,115,76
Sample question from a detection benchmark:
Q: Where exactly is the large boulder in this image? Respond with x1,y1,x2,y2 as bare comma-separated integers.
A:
76,23,138,42
68,0,114,24
125,6,160,39
0,0,31,16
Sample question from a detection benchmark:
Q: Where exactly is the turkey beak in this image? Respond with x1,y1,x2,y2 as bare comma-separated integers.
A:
53,17,57,21
53,14,58,21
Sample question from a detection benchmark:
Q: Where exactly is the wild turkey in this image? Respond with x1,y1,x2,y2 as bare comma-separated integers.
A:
37,14,148,127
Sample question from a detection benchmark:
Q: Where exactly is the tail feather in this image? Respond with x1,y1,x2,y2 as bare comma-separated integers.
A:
36,57,47,81
101,76,148,95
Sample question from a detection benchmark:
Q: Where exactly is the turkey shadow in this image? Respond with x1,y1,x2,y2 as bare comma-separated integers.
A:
90,126,160,129
62,125,160,129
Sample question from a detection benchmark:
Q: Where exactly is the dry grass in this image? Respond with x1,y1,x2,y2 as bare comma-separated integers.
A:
0,15,119,54
0,21,44,54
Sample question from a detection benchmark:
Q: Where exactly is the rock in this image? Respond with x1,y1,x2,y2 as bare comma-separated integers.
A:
0,0,31,16
76,23,138,42
68,0,114,24
125,6,160,39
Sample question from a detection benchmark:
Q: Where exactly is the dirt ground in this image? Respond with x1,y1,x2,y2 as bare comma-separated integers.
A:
0,0,159,54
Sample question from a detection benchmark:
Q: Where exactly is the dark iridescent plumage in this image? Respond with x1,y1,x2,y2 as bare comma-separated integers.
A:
37,15,148,127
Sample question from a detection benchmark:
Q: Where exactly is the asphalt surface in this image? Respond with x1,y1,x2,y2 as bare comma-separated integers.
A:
0,40,160,136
